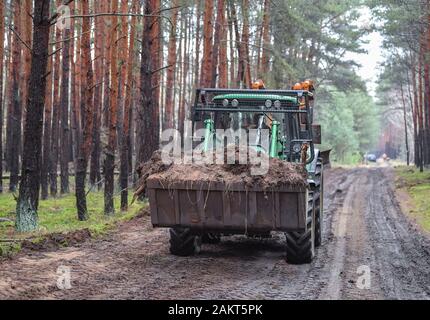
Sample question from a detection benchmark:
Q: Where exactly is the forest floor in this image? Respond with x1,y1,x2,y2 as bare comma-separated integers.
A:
0,167,429,300
0,191,143,257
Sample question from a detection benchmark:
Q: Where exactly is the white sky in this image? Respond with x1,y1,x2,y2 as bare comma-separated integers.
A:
344,7,384,97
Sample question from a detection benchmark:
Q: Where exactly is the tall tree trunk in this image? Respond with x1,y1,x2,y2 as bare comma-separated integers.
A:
69,1,78,165
260,0,270,75
60,0,72,194
121,0,138,211
164,0,179,130
240,0,251,88
228,8,235,86
50,17,62,197
16,0,51,232
230,2,242,88
200,0,214,88
177,12,184,132
400,80,410,166
407,54,419,167
20,0,32,129
76,0,94,221
90,0,105,187
41,31,54,201
5,11,13,174
217,0,228,88
419,32,425,172
151,0,161,146
104,0,119,215
72,7,82,173
8,0,22,192
211,0,225,88
103,0,112,131
425,3,430,165
193,1,202,90
0,0,4,193
138,0,161,164
116,0,129,150
178,11,190,136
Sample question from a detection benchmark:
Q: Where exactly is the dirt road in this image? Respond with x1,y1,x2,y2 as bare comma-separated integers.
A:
1,167,429,300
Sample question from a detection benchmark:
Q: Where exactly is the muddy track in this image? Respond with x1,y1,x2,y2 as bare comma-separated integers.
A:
0,167,429,300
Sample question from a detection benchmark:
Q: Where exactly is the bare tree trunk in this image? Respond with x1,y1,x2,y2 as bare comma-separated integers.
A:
72,10,82,179
407,54,419,168
419,33,425,172
425,4,430,165
0,0,4,193
50,14,62,197
90,0,105,187
260,0,270,75
8,0,22,192
228,8,235,87
60,0,72,194
177,14,184,132
178,11,190,135
69,1,78,165
5,11,13,174
41,30,54,201
76,0,94,221
193,1,202,91
400,80,410,166
103,0,112,132
138,0,161,164
218,0,228,88
20,0,32,130
200,0,214,88
240,0,251,88
164,0,179,130
121,0,138,211
115,0,129,150
105,0,119,215
211,0,225,88
151,0,161,147
230,2,242,88
16,0,51,232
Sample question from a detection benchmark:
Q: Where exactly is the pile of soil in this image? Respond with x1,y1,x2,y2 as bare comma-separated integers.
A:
21,229,92,251
134,148,308,199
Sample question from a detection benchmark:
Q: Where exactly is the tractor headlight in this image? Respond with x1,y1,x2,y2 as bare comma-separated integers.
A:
274,100,281,109
232,99,239,107
292,143,302,154
265,100,273,109
222,99,229,107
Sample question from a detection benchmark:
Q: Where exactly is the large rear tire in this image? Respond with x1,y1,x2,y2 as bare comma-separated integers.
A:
285,191,315,264
314,158,324,247
169,227,202,257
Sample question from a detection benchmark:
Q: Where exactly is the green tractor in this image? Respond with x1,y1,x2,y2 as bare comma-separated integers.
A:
147,86,324,264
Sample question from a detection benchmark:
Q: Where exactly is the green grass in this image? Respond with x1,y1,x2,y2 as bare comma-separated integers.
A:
395,166,430,233
0,191,147,255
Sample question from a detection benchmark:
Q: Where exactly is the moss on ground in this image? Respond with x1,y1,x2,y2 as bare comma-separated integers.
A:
395,166,430,233
0,191,147,256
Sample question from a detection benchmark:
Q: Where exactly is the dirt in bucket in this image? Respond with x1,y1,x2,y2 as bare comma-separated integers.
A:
134,147,308,199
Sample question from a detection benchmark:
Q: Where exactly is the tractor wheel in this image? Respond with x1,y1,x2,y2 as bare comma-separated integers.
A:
314,158,324,247
169,227,202,257
285,191,315,264
202,233,221,244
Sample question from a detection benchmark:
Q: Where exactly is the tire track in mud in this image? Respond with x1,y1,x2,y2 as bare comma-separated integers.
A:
366,168,430,300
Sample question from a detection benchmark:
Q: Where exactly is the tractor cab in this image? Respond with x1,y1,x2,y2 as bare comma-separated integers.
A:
191,87,320,166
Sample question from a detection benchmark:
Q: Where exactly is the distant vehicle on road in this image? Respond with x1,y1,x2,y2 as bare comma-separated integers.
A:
366,154,377,162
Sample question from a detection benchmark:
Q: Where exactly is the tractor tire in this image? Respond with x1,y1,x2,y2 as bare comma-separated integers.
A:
169,227,202,257
285,191,315,264
202,233,221,244
314,158,324,247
